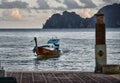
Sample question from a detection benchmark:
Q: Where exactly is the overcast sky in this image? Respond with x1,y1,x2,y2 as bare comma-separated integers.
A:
0,0,119,28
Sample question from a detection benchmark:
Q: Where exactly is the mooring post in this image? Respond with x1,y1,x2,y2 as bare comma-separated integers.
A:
95,12,107,73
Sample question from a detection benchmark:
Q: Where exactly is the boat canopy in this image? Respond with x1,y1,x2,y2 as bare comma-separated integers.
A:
47,39,60,44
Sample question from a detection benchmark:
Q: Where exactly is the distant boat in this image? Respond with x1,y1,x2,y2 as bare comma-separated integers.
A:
33,37,61,59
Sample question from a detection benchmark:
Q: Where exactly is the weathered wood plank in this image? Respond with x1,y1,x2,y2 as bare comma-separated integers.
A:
21,72,33,83
43,72,59,83
6,71,120,83
33,72,46,83
11,72,21,83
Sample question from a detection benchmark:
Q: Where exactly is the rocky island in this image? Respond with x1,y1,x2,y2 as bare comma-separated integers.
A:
43,3,120,29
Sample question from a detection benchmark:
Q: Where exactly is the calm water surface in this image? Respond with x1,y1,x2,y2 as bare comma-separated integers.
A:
0,29,120,72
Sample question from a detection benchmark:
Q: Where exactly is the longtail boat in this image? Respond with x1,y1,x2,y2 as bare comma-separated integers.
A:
33,37,60,59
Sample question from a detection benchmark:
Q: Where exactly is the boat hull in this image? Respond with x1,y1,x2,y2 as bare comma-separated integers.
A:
35,47,60,59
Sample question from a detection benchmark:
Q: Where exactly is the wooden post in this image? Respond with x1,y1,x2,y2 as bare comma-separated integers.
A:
95,12,107,73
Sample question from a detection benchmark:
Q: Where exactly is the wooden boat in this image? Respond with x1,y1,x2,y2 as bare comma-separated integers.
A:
33,37,60,59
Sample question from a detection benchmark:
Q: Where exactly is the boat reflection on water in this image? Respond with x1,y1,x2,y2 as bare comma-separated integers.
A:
33,37,61,60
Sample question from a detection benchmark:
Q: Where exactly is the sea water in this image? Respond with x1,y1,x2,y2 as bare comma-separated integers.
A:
0,28,120,72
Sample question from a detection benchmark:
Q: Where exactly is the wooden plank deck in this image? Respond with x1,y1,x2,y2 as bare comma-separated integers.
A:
6,71,120,83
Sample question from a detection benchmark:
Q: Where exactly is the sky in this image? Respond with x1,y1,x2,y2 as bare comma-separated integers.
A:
0,0,120,29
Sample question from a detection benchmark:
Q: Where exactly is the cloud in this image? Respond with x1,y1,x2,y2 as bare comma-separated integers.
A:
53,0,96,10
81,9,91,18
92,0,120,9
0,9,54,28
103,0,120,3
47,0,67,10
0,0,109,11
53,7,66,10
36,0,49,9
55,0,65,3
36,0,83,10
64,0,80,9
0,1,28,8
2,8,22,20
80,0,97,8
72,8,93,18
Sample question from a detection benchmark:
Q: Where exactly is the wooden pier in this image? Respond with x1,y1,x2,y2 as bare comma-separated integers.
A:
5,71,120,83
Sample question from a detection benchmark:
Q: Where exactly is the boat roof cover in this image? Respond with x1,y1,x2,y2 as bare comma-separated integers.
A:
47,39,60,44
